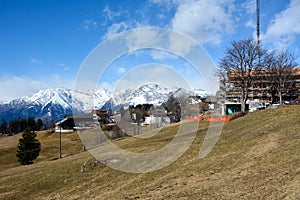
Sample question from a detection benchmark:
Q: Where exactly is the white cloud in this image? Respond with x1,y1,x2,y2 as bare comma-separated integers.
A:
0,75,74,102
240,1,257,33
114,64,192,91
157,14,166,19
171,0,236,45
117,67,126,74
168,30,197,55
102,22,130,40
147,0,175,10
102,4,129,26
98,81,114,90
103,4,122,22
262,0,300,49
150,49,177,60
101,4,133,39
59,63,70,71
80,19,97,31
242,0,256,15
102,0,238,54
31,58,42,64
125,28,162,52
51,74,74,88
0,76,48,102
245,19,256,29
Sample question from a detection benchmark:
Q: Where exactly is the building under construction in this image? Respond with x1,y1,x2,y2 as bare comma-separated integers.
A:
226,68,300,103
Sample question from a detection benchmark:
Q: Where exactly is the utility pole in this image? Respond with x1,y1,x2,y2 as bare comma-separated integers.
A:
59,117,62,158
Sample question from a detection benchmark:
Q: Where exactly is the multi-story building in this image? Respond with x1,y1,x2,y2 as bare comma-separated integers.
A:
226,68,300,103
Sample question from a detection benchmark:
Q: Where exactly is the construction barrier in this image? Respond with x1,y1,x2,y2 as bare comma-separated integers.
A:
186,116,232,122
205,116,231,122
186,116,204,121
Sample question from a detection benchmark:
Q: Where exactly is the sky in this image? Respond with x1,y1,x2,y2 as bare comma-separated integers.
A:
0,0,300,102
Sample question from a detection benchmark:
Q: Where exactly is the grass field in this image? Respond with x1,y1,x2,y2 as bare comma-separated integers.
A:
0,106,299,199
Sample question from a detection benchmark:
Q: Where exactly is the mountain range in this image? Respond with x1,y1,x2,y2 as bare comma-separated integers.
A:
0,84,207,122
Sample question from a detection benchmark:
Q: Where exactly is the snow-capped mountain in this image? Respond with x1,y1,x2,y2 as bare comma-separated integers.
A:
0,84,207,122
0,88,112,122
111,84,207,108
112,84,170,107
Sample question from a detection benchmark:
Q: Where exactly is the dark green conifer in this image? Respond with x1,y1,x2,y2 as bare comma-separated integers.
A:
16,127,41,165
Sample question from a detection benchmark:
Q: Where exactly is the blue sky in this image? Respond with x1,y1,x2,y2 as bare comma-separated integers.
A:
1,0,300,101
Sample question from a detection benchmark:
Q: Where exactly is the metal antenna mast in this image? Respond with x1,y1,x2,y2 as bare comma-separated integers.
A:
256,0,261,67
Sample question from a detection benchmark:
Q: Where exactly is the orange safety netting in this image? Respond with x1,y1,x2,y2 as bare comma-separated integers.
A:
186,116,204,121
205,116,231,122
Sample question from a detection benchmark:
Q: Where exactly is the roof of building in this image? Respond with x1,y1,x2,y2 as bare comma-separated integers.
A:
205,96,217,103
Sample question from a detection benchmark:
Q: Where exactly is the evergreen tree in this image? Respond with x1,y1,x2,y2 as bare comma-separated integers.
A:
16,127,41,165
27,117,36,130
8,120,17,135
19,118,27,133
0,118,7,135
36,119,44,131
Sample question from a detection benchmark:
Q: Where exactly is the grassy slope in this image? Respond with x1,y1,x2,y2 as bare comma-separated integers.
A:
0,131,83,171
0,106,299,199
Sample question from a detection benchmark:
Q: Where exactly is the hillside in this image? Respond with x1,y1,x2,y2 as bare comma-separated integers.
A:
0,106,299,199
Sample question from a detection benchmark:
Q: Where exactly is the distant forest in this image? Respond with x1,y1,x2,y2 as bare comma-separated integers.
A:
0,117,46,135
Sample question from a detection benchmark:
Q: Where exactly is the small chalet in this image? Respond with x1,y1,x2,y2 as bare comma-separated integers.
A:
55,113,98,132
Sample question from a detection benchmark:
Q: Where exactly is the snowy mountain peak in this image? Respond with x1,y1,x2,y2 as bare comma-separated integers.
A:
111,84,208,108
21,87,72,108
137,83,168,92
0,85,208,121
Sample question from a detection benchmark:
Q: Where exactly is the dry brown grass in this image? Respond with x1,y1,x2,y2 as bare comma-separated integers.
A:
0,131,83,171
0,106,299,199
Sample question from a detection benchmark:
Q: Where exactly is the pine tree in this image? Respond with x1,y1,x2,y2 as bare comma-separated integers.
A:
36,119,44,131
20,118,27,132
8,120,17,135
0,118,7,135
16,127,41,165
27,117,36,130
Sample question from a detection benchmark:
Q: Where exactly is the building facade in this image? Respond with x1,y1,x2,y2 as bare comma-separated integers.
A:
226,68,300,103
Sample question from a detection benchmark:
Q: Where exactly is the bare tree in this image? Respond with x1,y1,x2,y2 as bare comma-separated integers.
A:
162,95,181,123
219,39,262,113
264,50,298,104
